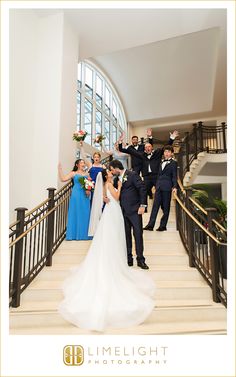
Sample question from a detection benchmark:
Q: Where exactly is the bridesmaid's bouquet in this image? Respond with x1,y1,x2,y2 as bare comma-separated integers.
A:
73,130,88,142
94,134,105,145
78,176,95,196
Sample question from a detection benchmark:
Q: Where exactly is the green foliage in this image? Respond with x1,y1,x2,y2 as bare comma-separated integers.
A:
190,187,227,228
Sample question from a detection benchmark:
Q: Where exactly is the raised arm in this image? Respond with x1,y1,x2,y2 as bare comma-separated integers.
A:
79,141,92,169
118,134,143,159
101,144,113,156
58,163,75,182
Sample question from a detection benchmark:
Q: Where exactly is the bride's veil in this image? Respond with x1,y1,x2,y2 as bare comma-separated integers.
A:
88,172,104,236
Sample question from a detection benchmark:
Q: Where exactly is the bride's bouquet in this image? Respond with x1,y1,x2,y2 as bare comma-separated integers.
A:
78,176,95,196
73,130,88,142
94,134,105,146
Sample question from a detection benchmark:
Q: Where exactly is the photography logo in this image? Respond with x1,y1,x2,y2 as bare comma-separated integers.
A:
63,345,84,366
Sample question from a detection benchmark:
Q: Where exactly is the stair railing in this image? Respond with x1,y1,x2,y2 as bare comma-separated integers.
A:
175,180,227,307
177,121,227,181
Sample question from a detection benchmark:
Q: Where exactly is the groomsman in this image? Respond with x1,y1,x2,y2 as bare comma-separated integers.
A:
143,145,177,231
118,130,178,207
125,128,153,175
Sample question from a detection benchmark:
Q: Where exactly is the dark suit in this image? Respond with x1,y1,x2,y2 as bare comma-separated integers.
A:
125,137,153,174
147,159,177,229
114,170,147,263
119,138,174,204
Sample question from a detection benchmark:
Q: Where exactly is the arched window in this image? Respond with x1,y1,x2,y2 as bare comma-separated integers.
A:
77,60,127,150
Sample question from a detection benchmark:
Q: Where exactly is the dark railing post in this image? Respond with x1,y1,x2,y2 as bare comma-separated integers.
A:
46,188,56,266
206,207,221,303
185,188,194,267
198,121,204,151
193,123,198,158
221,122,227,153
185,132,190,172
12,207,27,307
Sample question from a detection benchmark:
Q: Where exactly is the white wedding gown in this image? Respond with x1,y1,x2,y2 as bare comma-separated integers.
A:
58,188,156,332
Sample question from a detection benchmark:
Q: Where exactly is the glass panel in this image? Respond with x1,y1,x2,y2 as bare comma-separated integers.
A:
105,86,110,116
112,99,117,122
96,75,103,107
77,63,82,87
76,91,81,128
85,66,93,97
112,124,117,145
96,75,102,96
104,118,110,149
84,98,92,144
95,110,102,136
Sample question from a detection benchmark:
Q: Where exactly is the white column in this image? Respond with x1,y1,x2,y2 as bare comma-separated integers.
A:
9,10,79,221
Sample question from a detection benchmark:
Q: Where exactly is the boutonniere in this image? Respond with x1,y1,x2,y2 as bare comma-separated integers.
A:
122,175,128,183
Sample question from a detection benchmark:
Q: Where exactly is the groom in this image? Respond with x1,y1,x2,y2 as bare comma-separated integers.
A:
109,160,149,269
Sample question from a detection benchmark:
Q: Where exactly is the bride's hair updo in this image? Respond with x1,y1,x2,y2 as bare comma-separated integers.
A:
101,169,108,183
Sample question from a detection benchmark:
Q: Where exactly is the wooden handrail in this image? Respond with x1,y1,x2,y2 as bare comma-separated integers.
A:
9,194,70,248
173,193,226,246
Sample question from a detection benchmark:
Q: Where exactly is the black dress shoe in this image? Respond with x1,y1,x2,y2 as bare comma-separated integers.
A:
128,260,133,266
143,225,153,231
137,262,149,270
156,227,167,231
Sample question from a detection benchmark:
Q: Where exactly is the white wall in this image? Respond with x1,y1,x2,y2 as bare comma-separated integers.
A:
10,10,38,221
193,175,227,201
9,10,79,222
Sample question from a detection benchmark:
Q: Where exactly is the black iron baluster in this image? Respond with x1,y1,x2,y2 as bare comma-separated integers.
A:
206,207,221,303
46,188,56,266
12,207,27,307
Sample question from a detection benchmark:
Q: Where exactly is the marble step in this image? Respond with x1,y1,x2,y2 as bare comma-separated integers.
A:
52,253,189,265
10,304,226,330
19,280,212,302
9,320,226,335
36,264,204,282
10,298,222,312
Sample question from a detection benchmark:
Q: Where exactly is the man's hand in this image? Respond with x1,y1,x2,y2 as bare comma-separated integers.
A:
170,130,179,139
118,132,125,143
146,128,152,137
138,207,145,215
103,196,110,204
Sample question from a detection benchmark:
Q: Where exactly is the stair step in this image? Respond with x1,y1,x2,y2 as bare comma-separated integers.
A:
9,305,226,330
9,320,226,335
19,279,212,302
10,298,222,312
36,265,204,282
52,254,189,265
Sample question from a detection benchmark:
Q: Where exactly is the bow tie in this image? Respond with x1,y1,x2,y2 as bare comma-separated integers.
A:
162,159,172,162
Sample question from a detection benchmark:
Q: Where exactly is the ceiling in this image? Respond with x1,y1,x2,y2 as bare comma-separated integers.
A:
35,8,227,127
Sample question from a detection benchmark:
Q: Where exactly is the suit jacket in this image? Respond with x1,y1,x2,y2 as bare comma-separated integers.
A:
125,138,153,170
156,159,177,191
114,170,147,215
119,138,174,176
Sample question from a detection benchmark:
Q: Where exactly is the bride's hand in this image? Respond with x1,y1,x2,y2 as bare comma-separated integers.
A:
117,180,122,189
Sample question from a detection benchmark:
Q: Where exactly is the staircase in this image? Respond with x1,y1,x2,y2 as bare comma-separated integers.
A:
9,201,227,335
183,152,227,186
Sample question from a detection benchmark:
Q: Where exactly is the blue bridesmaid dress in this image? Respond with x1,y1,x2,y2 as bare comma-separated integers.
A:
66,174,92,240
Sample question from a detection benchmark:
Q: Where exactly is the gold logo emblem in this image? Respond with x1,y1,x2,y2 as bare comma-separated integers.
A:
63,345,84,366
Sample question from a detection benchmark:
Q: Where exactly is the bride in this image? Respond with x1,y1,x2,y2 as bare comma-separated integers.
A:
58,169,156,332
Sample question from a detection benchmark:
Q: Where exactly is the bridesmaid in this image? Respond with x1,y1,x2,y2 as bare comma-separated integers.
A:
58,160,92,241
79,141,106,202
